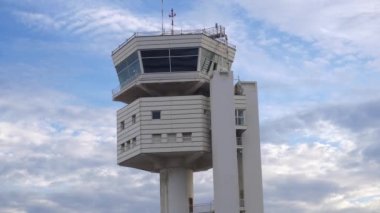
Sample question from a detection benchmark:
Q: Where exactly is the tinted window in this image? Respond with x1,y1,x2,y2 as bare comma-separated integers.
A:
143,58,170,73
141,49,169,57
152,111,161,119
171,48,198,56
115,52,139,72
171,56,198,72
117,60,141,85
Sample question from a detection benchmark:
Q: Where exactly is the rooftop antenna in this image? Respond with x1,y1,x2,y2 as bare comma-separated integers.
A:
161,0,164,34
169,8,176,35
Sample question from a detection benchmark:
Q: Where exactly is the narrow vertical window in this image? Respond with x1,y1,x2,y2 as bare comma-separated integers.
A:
236,136,242,146
126,140,131,149
182,132,192,143
235,109,245,125
120,121,125,130
120,143,125,152
152,111,161,119
213,62,218,71
132,114,136,124
132,137,137,146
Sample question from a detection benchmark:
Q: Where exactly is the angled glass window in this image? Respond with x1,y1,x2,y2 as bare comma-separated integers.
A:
200,48,217,74
171,56,198,72
115,52,139,72
141,48,199,73
142,58,170,73
115,51,141,86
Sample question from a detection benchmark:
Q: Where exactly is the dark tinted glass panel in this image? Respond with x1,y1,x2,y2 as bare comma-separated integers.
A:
143,58,170,73
170,48,198,56
115,52,139,72
117,60,141,85
152,111,161,119
141,49,169,57
171,56,198,72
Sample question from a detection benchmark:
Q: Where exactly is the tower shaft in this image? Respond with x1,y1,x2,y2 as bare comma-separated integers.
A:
160,168,193,213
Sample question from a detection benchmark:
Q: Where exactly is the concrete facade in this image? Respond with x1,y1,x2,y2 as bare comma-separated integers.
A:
210,71,240,213
111,28,263,213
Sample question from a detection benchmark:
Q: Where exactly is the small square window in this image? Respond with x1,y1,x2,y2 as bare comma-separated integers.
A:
132,114,136,124
182,132,192,143
120,121,125,130
152,111,161,119
152,134,161,143
167,133,176,143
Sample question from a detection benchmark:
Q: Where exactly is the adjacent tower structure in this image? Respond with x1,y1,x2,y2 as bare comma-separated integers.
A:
111,25,264,213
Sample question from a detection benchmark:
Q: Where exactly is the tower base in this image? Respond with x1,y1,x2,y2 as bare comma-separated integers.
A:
160,168,193,213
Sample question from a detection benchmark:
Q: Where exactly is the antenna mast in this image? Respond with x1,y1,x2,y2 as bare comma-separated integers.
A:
161,0,164,34
169,8,176,35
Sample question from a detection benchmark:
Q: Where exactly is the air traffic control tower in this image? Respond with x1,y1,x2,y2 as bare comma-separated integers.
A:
111,25,264,213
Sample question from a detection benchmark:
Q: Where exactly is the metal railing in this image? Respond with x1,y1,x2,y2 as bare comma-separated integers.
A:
112,72,140,96
192,199,245,213
193,202,214,213
112,27,236,55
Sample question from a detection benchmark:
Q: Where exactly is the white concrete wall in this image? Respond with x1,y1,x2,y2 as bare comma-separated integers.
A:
210,71,240,213
240,82,264,213
117,95,211,164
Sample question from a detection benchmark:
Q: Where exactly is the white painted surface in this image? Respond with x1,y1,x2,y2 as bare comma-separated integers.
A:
116,95,211,169
160,168,193,213
241,82,264,213
210,71,240,213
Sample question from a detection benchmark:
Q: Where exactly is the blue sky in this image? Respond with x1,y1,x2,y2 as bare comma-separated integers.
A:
1,0,380,212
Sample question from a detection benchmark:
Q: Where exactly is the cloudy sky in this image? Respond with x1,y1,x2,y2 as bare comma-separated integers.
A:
1,0,380,212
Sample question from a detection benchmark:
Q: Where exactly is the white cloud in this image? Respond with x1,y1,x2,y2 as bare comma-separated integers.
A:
261,99,380,212
14,6,160,41
236,0,380,66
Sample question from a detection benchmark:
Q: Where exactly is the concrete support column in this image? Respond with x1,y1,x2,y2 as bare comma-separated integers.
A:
160,168,193,213
210,71,240,213
241,82,264,213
